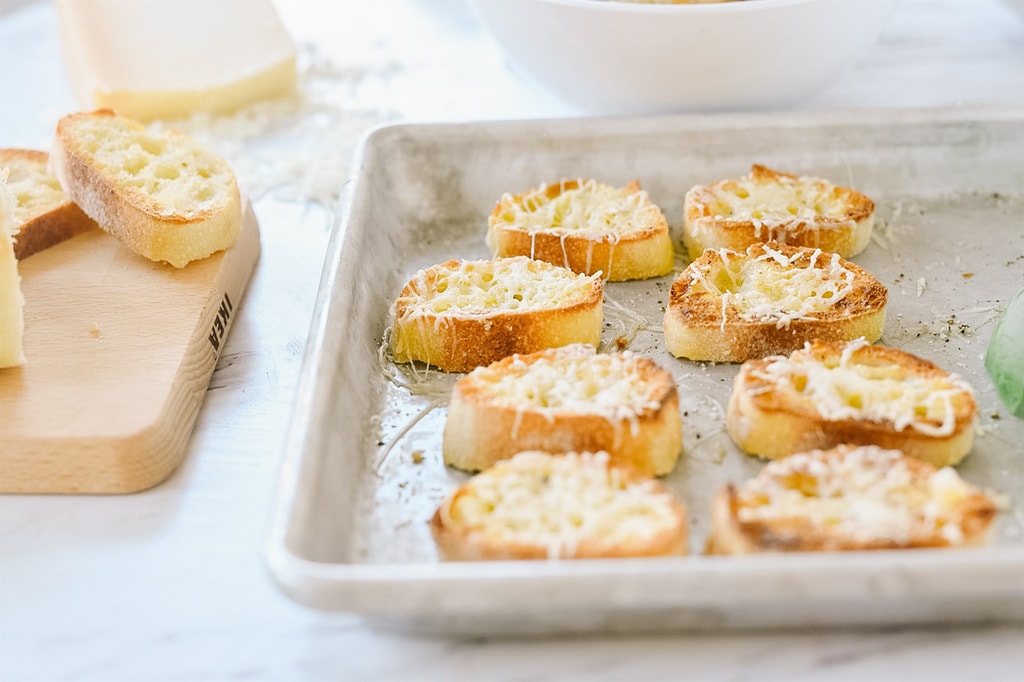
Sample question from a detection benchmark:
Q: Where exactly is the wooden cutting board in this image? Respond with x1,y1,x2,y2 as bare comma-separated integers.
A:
0,202,260,494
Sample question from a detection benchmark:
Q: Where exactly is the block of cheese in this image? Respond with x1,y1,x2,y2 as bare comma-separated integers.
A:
0,170,26,368
55,0,297,121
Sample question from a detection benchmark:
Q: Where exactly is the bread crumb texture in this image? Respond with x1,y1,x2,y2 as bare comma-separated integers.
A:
65,113,235,218
0,149,65,226
54,109,241,267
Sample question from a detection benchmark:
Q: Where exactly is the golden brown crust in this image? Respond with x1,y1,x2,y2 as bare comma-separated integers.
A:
430,451,689,560
664,241,887,362
683,164,875,260
51,109,242,268
488,179,674,281
706,445,997,555
442,344,682,475
0,148,97,260
391,258,604,373
726,339,978,466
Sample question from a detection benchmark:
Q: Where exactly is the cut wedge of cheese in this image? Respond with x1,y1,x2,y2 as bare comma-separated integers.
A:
55,0,297,121
0,171,25,368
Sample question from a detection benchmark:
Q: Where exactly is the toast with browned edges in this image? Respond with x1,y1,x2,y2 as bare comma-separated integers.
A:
487,178,673,281
683,164,875,260
431,450,688,560
443,344,682,476
664,241,886,362
0,149,96,260
51,109,241,268
707,444,997,554
726,338,978,466
390,256,603,373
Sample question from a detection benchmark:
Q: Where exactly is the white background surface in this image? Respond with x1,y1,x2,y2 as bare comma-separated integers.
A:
1,1,1023,680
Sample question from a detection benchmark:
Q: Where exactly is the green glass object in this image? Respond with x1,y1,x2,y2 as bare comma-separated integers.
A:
985,286,1024,419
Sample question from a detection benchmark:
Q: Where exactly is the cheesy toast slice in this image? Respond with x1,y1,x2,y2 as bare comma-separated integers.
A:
390,256,603,373
443,343,682,475
726,338,978,466
707,444,997,554
487,179,673,281
431,450,688,560
683,164,875,260
664,241,887,362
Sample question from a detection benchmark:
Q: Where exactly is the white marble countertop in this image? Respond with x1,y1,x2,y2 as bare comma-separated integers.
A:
2,1,1023,680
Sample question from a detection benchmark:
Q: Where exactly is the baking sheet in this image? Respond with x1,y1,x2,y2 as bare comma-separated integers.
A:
267,107,1024,634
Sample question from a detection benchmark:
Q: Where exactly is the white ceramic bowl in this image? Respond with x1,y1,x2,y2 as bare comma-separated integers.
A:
468,0,896,115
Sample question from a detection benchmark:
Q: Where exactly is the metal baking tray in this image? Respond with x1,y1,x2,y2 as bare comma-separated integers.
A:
266,107,1024,635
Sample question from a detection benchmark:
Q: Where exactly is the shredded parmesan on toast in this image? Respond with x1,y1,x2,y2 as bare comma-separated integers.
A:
395,256,600,322
755,339,974,437
694,244,856,330
490,179,655,239
435,451,685,559
732,445,993,546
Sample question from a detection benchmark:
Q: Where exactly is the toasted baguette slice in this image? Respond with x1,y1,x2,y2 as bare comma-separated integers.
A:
51,109,242,268
431,450,688,560
682,164,875,260
664,241,887,362
0,171,25,368
487,179,674,281
707,444,997,554
726,339,978,466
443,344,682,476
0,149,97,260
390,256,603,373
